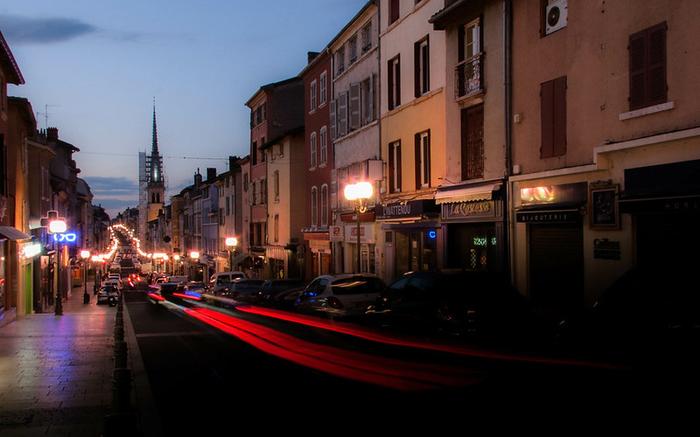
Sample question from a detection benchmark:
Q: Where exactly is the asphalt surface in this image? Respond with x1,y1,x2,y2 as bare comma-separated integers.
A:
120,287,700,431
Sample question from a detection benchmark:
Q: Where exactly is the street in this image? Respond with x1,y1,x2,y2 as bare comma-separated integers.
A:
122,287,680,431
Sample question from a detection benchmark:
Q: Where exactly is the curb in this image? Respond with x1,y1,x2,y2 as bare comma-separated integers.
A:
123,296,163,437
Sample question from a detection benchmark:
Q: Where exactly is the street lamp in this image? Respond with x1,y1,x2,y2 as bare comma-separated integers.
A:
49,218,67,315
80,250,90,304
343,182,373,274
173,254,181,275
225,237,238,272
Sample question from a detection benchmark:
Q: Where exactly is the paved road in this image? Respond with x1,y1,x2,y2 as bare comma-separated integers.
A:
125,289,697,432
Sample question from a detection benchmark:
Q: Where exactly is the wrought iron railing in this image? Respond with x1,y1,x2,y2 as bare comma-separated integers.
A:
454,53,484,100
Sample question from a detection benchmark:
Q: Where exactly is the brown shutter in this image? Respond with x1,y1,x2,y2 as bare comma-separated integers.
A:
553,76,567,156
396,142,402,192
415,133,421,189
647,23,667,105
350,83,361,130
329,99,336,139
540,80,555,158
390,0,399,24
458,25,465,62
414,40,421,98
425,130,431,187
629,30,647,110
388,142,395,193
387,59,394,110
396,56,401,107
423,37,430,94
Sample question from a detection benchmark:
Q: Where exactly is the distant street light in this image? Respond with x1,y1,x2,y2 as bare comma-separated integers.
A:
80,250,90,304
225,237,238,271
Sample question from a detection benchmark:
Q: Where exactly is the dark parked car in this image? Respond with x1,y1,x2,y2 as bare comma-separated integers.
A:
257,279,306,305
159,282,185,296
559,267,700,359
217,279,265,301
366,271,545,342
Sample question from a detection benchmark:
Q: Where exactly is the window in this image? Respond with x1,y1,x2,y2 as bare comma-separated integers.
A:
310,131,317,168
338,92,348,136
310,79,317,112
319,126,328,165
336,47,345,76
226,197,230,215
361,22,372,53
388,140,402,193
349,35,358,64
389,0,400,25
230,194,235,219
252,181,257,205
415,131,431,189
330,100,337,139
388,55,401,110
261,179,267,204
414,36,430,97
274,170,280,201
540,76,567,158
321,185,329,226
274,215,279,242
461,104,484,180
252,141,258,165
311,186,318,226
349,83,361,130
629,22,667,111
260,137,266,162
320,71,327,106
243,173,249,192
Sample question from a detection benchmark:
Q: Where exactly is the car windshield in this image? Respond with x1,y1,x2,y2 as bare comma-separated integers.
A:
331,277,384,295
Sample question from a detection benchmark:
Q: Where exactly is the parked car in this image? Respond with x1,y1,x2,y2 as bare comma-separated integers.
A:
97,286,119,306
166,275,189,285
208,271,247,294
216,279,265,301
295,274,386,318
366,271,544,342
159,282,185,296
104,278,123,291
256,279,306,305
558,267,700,359
185,281,206,292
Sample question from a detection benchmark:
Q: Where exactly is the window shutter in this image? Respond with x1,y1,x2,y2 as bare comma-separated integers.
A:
350,83,361,130
425,130,431,187
647,23,667,105
540,79,555,158
396,142,402,192
423,38,430,94
330,99,336,139
368,74,375,123
553,76,567,156
396,57,401,107
338,93,348,136
629,30,647,110
390,0,399,24
388,142,395,193
387,59,394,110
458,25,465,62
414,133,421,189
414,41,421,98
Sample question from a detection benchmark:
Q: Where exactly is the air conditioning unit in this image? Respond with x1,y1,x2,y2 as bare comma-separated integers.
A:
545,0,567,35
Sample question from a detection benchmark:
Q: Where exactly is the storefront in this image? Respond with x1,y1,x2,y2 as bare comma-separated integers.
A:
436,183,504,272
0,226,32,325
514,182,587,315
335,211,378,275
378,199,440,281
303,233,331,279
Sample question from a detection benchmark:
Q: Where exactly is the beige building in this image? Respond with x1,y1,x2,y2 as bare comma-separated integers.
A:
429,0,509,275
378,0,446,281
509,0,700,316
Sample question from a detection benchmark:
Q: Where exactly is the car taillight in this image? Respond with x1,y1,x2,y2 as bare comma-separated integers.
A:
327,296,344,309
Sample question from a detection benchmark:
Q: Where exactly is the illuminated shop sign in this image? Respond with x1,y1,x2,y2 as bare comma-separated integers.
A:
22,243,43,258
520,186,555,203
441,200,495,221
472,236,497,247
519,182,587,207
52,232,77,243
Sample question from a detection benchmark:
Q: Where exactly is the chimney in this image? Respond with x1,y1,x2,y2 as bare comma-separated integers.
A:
47,127,59,142
307,51,320,64
206,167,217,181
194,169,202,187
229,155,240,172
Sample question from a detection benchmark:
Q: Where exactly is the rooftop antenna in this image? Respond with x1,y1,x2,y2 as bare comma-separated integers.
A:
36,104,61,130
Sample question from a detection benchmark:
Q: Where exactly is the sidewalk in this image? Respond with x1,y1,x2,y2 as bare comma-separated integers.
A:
0,282,115,436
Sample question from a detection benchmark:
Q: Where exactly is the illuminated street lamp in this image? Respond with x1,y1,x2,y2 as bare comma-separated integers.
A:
190,251,200,259
80,250,90,304
48,218,69,315
225,237,238,271
343,182,373,274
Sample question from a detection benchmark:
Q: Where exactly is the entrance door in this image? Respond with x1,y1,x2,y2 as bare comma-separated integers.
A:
529,224,583,315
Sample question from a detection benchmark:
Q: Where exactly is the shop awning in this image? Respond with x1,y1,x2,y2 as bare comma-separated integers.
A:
435,184,500,205
0,226,31,241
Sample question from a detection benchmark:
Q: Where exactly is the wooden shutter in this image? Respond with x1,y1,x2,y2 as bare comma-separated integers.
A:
390,0,399,24
367,74,375,123
338,92,348,136
423,130,431,187
388,142,395,193
414,133,421,189
628,30,647,110
396,142,402,192
540,80,555,158
458,25,465,62
414,40,421,98
647,23,667,105
553,76,567,156
330,99,336,139
396,57,401,107
350,83,361,130
387,59,395,110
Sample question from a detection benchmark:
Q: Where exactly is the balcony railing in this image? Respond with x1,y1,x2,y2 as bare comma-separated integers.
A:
455,53,484,100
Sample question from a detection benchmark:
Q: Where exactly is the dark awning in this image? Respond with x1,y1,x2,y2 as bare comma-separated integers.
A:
624,159,700,199
0,226,31,241
429,0,484,30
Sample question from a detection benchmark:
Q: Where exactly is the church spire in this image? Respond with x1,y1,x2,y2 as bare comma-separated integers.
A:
152,97,159,155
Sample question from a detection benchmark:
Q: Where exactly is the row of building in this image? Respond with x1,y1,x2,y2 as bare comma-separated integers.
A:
0,31,110,326
134,0,700,317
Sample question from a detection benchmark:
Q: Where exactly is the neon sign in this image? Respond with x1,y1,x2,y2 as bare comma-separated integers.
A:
520,186,556,203
52,233,77,243
427,230,437,240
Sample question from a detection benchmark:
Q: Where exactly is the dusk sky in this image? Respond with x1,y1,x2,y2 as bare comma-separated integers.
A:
1,0,365,217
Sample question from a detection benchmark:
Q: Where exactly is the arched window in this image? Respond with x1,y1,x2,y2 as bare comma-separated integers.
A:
310,132,317,168
311,186,318,226
321,184,328,226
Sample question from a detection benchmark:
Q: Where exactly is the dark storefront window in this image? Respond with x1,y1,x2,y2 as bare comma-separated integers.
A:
394,230,437,277
447,223,500,272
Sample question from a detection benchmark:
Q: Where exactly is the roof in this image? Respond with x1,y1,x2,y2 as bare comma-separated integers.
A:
298,48,330,77
0,226,31,241
0,30,24,84
56,139,80,152
260,126,305,150
327,0,376,50
76,178,93,197
245,76,302,107
7,97,36,127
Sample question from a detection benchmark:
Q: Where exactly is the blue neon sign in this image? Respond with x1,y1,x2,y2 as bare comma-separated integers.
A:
427,230,437,240
52,232,77,243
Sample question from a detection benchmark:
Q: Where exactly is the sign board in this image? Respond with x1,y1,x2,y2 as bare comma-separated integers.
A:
329,226,343,242
344,224,375,244
441,200,495,221
377,200,439,221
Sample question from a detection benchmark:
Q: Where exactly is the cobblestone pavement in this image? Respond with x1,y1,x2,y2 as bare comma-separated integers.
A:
0,284,115,436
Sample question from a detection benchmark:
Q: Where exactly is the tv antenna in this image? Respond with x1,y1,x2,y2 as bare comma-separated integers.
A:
36,104,61,129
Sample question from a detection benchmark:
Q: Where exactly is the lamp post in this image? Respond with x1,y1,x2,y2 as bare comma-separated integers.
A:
343,182,373,274
189,251,199,280
49,218,67,315
173,254,181,275
80,250,90,304
225,237,238,272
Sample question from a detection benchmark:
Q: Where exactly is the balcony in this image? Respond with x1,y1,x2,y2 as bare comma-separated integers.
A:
454,53,484,100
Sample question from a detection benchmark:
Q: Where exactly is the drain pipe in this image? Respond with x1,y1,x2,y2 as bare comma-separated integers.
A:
503,0,514,283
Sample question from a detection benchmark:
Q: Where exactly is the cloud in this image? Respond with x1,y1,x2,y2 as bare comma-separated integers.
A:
84,176,139,195
0,14,98,44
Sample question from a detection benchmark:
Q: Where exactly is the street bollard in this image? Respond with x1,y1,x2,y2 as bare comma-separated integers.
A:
114,340,128,369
